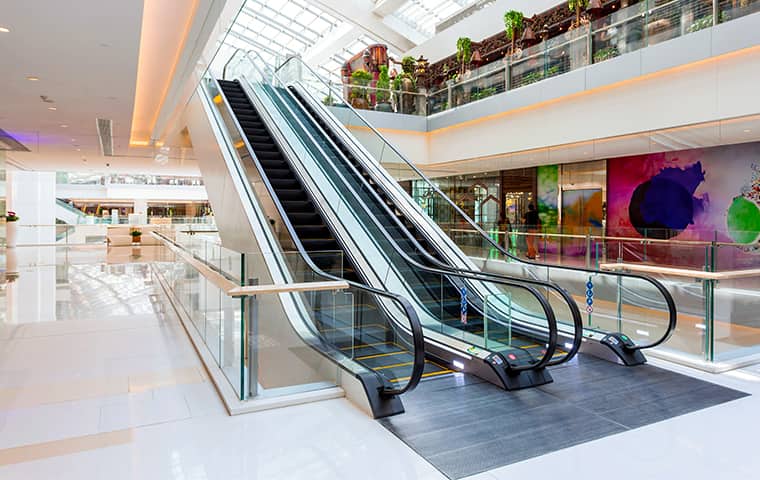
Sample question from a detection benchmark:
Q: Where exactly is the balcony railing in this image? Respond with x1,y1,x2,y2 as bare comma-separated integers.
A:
336,0,760,116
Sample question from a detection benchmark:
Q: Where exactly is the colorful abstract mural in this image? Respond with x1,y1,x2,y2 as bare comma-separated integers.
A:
607,141,760,267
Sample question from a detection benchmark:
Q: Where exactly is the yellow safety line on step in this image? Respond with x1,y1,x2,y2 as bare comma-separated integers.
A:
374,361,413,371
356,350,408,360
339,341,393,351
391,369,454,383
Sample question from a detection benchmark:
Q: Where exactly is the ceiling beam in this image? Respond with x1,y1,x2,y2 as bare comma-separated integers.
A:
311,0,417,52
303,26,362,66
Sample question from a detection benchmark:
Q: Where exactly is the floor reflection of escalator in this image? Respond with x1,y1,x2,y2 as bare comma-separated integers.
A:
278,86,559,364
217,79,451,384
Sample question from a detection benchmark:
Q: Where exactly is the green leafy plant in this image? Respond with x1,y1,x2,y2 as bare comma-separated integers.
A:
401,56,416,76
471,87,497,101
547,65,560,77
503,10,524,52
375,65,391,104
322,94,335,106
4,211,18,222
130,229,142,238
593,45,619,63
350,69,372,100
519,70,544,87
568,0,589,26
456,37,472,74
687,13,726,33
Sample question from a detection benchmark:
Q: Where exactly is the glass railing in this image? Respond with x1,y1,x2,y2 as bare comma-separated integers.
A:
271,55,676,359
153,233,368,401
198,63,427,395
327,0,759,115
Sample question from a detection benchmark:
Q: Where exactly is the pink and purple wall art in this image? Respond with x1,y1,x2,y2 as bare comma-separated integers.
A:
607,141,760,268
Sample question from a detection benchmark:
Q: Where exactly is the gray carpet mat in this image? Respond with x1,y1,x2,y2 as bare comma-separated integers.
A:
379,354,749,479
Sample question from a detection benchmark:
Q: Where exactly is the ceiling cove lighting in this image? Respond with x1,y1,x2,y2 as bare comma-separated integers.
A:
0,27,10,33
47,107,57,111
26,76,39,81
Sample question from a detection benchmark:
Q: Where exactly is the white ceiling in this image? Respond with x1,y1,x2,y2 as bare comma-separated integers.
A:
0,0,202,175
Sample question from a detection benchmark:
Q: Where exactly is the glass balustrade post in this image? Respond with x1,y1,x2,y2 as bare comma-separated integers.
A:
246,277,258,400
585,228,592,268
713,0,719,25
505,59,511,91
586,24,593,67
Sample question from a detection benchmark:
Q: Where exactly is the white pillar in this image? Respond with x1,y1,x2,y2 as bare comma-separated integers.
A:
7,171,56,245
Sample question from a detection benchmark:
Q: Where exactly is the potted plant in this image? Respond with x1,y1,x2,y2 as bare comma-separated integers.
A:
374,65,393,112
568,0,590,29
393,57,418,114
456,37,472,76
4,211,19,248
350,69,372,109
130,228,142,244
504,10,524,56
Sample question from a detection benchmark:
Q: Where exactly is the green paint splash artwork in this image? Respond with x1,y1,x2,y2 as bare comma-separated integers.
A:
537,165,559,227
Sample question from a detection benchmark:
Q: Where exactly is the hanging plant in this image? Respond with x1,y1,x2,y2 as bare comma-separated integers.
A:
503,11,524,54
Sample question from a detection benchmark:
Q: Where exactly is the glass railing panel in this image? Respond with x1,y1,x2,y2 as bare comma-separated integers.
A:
509,42,547,89
545,27,590,77
647,0,714,45
591,2,647,61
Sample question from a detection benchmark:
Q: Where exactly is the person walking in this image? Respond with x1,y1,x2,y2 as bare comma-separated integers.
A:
522,204,541,260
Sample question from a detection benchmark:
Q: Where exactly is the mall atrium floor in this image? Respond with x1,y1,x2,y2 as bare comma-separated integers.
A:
0,246,757,480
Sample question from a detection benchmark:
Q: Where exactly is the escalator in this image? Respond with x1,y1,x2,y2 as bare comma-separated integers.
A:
213,57,569,392
218,79,451,388
270,54,677,367
269,84,577,367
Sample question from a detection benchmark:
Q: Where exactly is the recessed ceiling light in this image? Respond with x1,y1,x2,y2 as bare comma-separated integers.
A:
26,76,39,81
60,124,68,128
76,148,81,151
0,27,9,33
744,129,751,133
48,106,57,111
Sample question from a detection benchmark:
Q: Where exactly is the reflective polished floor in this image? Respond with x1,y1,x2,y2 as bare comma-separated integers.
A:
0,246,758,479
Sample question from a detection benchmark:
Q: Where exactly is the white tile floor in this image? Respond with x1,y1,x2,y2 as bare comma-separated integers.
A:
0,249,758,479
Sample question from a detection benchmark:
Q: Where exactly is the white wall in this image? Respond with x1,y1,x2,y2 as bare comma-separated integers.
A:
404,0,559,63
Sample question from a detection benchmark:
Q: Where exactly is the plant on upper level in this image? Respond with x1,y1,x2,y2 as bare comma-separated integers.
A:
593,45,619,63
375,65,392,109
4,211,18,222
503,11,524,55
401,56,417,77
568,0,590,28
350,69,373,107
456,37,472,75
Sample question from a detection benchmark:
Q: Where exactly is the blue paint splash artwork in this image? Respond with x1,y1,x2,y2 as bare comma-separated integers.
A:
628,161,708,239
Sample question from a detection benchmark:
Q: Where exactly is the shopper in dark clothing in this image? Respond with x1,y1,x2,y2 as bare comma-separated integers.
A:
522,204,541,260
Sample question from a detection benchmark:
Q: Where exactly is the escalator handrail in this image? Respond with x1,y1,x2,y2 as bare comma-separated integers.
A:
277,56,677,352
288,84,583,366
265,80,568,371
213,76,425,396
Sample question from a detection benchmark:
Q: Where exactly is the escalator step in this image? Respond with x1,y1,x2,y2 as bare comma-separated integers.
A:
301,239,340,251
281,200,314,212
250,142,278,152
270,178,300,189
256,151,283,161
264,168,292,178
278,189,308,201
259,158,287,169
289,212,321,224
295,225,330,237
247,134,271,143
